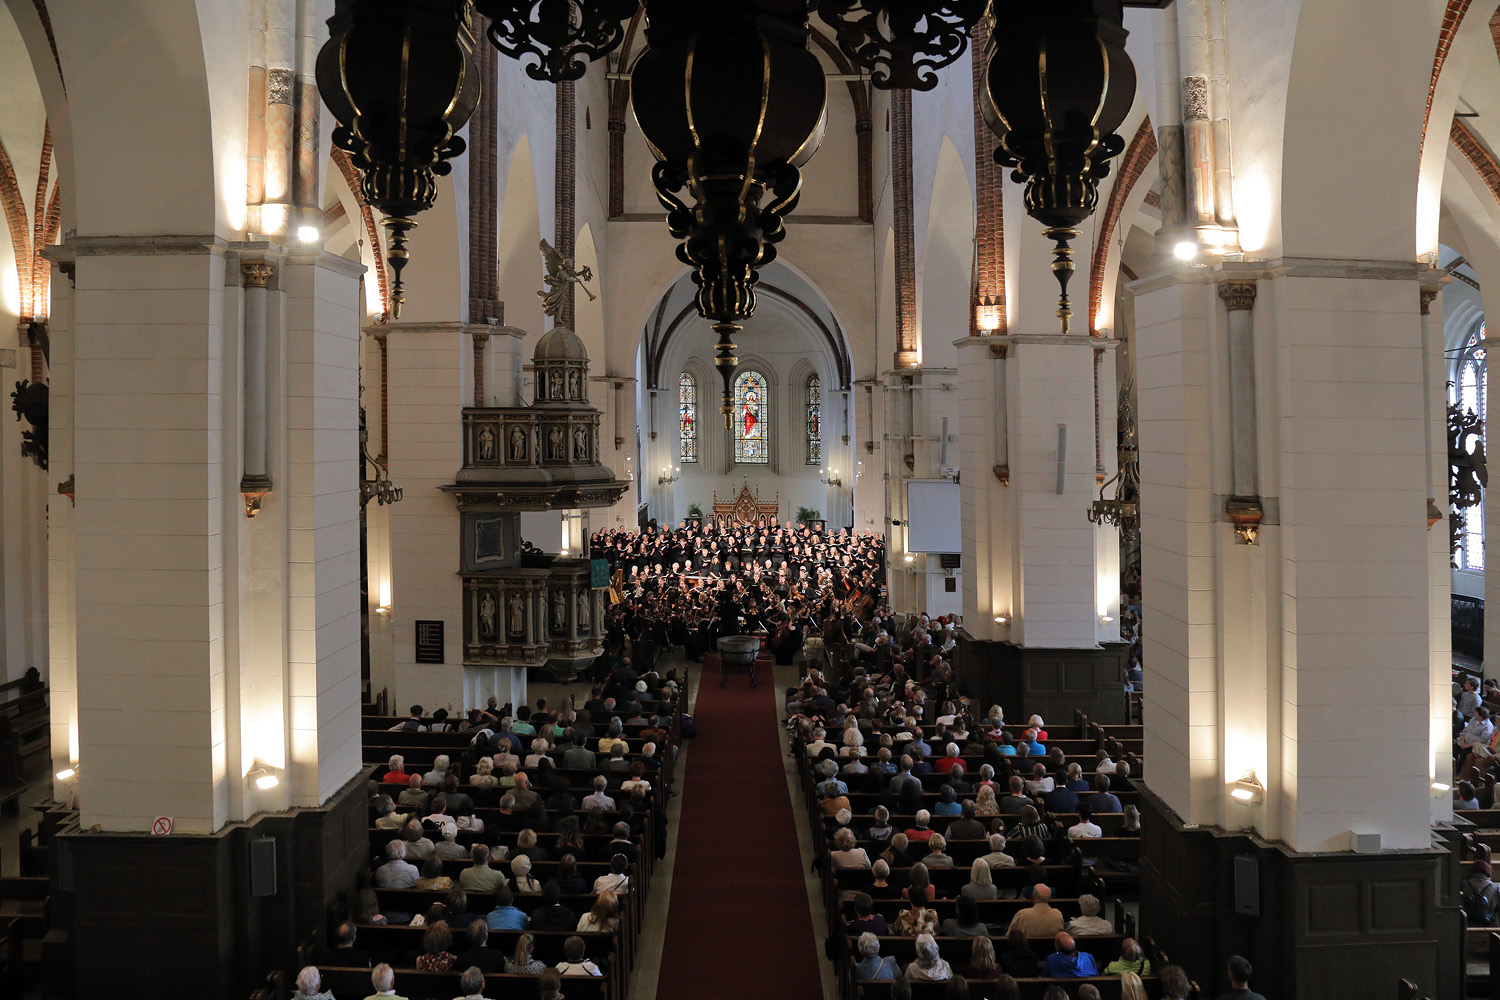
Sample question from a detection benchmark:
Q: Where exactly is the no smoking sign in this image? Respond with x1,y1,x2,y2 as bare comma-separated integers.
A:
151,816,173,836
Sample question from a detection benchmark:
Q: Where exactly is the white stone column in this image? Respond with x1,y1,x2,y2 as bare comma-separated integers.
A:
71,238,231,833
1010,337,1109,648
45,257,77,781
1136,261,1436,852
281,250,364,806
958,336,1012,641
385,320,470,715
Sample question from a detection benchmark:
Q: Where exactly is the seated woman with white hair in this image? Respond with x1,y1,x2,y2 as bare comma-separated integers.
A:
829,826,873,868
422,754,451,787
961,858,997,900
1066,894,1115,936
381,754,409,785
853,932,900,981
1027,715,1048,741
904,933,954,982
840,726,866,757
471,756,500,790
524,738,552,770
292,966,333,1000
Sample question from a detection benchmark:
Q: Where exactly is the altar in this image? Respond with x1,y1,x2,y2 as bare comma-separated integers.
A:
712,482,779,527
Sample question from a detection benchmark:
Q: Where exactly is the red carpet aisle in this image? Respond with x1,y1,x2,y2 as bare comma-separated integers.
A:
655,673,822,998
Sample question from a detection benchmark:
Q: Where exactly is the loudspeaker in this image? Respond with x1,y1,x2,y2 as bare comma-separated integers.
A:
1351,832,1381,854
1233,854,1260,916
1055,424,1068,494
250,836,278,897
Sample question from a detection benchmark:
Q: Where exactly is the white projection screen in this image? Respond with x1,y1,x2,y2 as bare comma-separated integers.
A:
905,479,961,553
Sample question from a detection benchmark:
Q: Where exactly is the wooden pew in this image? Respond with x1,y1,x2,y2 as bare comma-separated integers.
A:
854,974,1156,1000
316,964,612,1000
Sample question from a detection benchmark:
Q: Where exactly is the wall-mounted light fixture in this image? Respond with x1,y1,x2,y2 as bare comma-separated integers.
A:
658,465,680,485
1230,771,1264,804
247,764,282,791
820,467,843,487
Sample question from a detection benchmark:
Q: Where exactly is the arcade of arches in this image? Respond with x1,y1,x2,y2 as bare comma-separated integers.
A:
0,1,1498,998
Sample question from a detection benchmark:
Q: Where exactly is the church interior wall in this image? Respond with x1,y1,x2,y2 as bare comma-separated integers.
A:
6,2,1500,991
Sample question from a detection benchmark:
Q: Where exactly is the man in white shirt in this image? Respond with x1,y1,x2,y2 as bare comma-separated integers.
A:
1068,803,1103,840
581,775,617,811
1065,894,1115,937
1460,706,1495,759
1024,763,1055,795
362,963,408,1000
373,841,420,889
805,727,833,756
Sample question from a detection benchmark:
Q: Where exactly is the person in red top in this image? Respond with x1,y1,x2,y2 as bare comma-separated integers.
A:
904,808,937,843
380,754,410,784
1027,715,1049,742
933,743,965,775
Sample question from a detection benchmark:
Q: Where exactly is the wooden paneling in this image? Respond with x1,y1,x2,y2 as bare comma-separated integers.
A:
57,767,373,999
1136,781,1451,1000
954,633,1129,725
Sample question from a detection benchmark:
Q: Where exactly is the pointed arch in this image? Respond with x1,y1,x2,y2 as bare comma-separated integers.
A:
331,148,389,322
1089,116,1156,336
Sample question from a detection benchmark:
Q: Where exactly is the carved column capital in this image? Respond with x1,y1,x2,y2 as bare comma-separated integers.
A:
241,261,274,288
1419,287,1441,315
1218,280,1257,311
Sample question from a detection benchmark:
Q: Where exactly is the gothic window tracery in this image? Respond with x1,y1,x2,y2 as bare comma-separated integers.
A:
734,370,769,464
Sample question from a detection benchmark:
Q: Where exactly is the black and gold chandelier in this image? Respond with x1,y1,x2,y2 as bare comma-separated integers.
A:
318,0,1150,341
316,0,481,318
632,2,828,425
981,0,1139,335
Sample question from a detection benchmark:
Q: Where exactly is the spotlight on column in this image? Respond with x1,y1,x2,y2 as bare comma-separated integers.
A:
55,766,77,781
904,553,916,564
1431,781,1453,795
1230,771,1264,804
993,616,1008,625
1174,241,1198,262
247,766,281,791
297,225,321,244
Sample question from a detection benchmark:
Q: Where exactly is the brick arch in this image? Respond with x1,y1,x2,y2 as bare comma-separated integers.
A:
1088,117,1157,336
0,123,62,325
331,148,390,322
1452,118,1500,206
1421,0,1479,158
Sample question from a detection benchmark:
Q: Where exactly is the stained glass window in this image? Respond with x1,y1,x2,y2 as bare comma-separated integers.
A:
805,374,822,466
734,370,769,464
678,372,698,463
1454,320,1487,570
